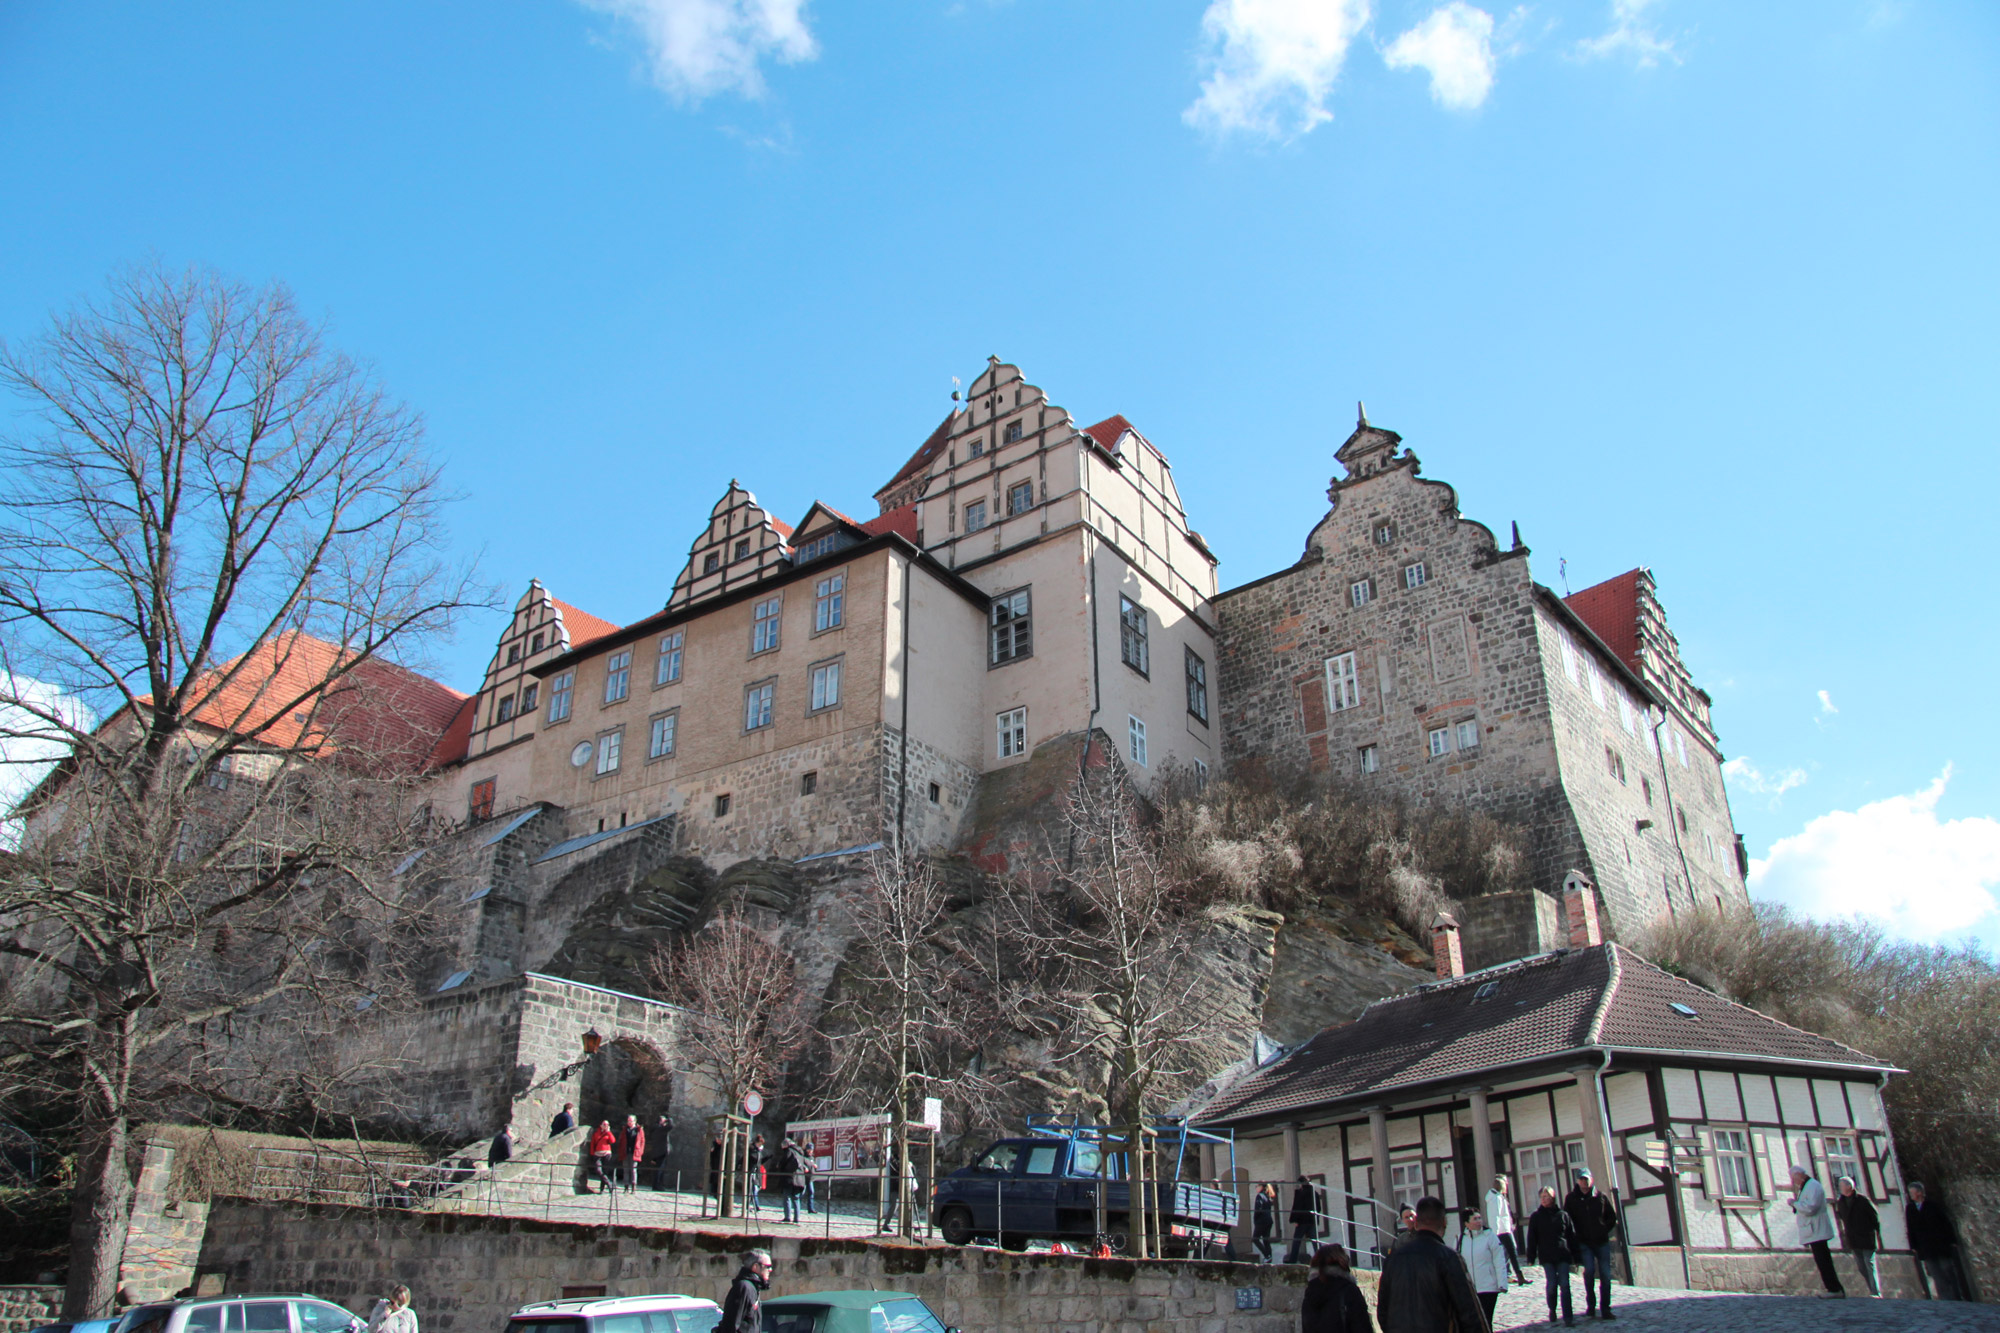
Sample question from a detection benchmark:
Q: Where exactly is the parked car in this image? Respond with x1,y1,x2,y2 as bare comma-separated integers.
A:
504,1294,722,1333
109,1296,362,1333
759,1291,960,1333
29,1320,119,1333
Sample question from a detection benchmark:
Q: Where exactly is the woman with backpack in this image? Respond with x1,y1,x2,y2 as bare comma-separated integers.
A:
1525,1185,1581,1327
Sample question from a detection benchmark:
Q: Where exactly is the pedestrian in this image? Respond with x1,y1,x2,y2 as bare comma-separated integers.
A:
1904,1182,1965,1300
1455,1209,1507,1330
1563,1166,1620,1319
550,1102,577,1135
799,1136,819,1215
487,1123,515,1169
1787,1166,1844,1298
1526,1185,1580,1327
878,1152,919,1231
1252,1182,1277,1263
769,1135,797,1223
1300,1243,1374,1333
1483,1175,1528,1286
587,1119,617,1194
1374,1196,1487,1333
1395,1207,1416,1242
1286,1175,1319,1264
649,1115,675,1191
617,1114,647,1193
1833,1176,1881,1297
748,1133,768,1216
719,1248,772,1333
366,1287,418,1333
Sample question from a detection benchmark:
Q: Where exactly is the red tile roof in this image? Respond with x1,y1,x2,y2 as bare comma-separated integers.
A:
551,598,619,650
877,411,960,498
1199,944,1889,1128
1563,571,1644,674
861,503,920,543
1084,414,1134,453
428,695,477,768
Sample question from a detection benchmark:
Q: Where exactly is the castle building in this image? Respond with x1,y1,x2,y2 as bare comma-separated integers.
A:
1213,411,1749,945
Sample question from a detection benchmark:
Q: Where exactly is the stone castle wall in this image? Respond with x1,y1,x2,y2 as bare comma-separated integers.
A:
196,1200,1357,1333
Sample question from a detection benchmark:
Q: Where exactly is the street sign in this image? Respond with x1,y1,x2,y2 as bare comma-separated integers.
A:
743,1091,765,1117
1235,1289,1263,1310
922,1097,943,1131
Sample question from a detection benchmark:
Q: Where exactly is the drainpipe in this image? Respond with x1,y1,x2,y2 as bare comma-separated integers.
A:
1589,1046,1637,1289
895,552,913,854
1080,542,1102,777
1650,708,1699,915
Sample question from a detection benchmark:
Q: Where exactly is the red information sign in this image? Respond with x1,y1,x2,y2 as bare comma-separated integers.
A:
787,1114,893,1177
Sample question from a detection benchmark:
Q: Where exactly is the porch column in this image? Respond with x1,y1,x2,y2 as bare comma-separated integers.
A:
1468,1087,1497,1207
1283,1123,1302,1183
1572,1067,1615,1194
1369,1105,1394,1228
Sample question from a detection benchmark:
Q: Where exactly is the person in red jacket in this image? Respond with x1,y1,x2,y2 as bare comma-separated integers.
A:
618,1114,647,1193
587,1121,617,1194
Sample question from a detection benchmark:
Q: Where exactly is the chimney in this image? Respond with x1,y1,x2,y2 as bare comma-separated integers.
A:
1563,870,1603,948
1432,912,1465,979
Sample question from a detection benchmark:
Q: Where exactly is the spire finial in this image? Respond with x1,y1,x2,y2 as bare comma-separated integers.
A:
1357,400,1369,428
1511,520,1524,551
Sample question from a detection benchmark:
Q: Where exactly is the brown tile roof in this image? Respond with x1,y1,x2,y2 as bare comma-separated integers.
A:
861,503,919,542
1199,944,1890,1128
551,598,619,650
1083,414,1134,453
1563,570,1643,674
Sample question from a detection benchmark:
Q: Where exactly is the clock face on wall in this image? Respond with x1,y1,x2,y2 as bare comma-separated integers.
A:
570,740,594,768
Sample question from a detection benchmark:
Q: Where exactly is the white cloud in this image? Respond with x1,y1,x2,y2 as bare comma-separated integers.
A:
1817,689,1838,716
1383,3,1497,111
1573,0,1678,67
1750,767,2000,945
1723,755,1808,804
580,0,818,102
1184,0,1373,139
1,675,92,849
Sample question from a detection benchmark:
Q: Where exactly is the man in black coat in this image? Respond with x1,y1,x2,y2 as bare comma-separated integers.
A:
649,1115,675,1190
1563,1167,1620,1319
1905,1182,1965,1300
1375,1196,1488,1333
1286,1175,1320,1264
1526,1185,1580,1326
718,1248,772,1333
549,1102,577,1135
1833,1176,1881,1297
487,1122,515,1169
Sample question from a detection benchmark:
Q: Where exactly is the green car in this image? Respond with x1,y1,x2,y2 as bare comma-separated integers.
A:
757,1291,960,1333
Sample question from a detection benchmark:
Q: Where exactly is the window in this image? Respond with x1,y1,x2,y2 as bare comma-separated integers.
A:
1618,695,1636,734
595,729,622,775
507,644,522,665
714,793,731,817
997,707,1028,759
297,1303,361,1333
656,631,684,685
1007,479,1035,515
1428,726,1450,757
752,597,781,653
734,537,751,561
1326,652,1359,711
801,771,818,796
1677,807,1689,834
812,573,845,632
1119,596,1149,674
810,660,842,711
1374,522,1396,546
927,781,941,803
1561,636,1580,685
1824,1134,1862,1191
1389,1160,1425,1211
744,681,775,731
964,498,987,531
521,683,537,713
1455,719,1479,751
496,694,516,723
469,779,496,822
990,588,1032,663
703,551,720,574
1606,746,1627,784
796,531,845,563
240,1305,290,1333
1517,1142,1581,1205
1359,744,1380,774
548,670,574,722
1185,648,1209,723
604,650,631,703
531,632,545,653
1713,1128,1758,1199
1404,562,1428,589
968,436,986,459
1350,579,1373,608
1004,420,1024,444
1193,758,1209,788
1641,776,1654,806
1127,715,1147,766
648,713,677,759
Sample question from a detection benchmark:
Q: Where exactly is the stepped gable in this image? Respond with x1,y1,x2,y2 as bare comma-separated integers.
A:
1563,571,1643,675
665,482,795,611
875,410,959,511
1200,943,1892,1128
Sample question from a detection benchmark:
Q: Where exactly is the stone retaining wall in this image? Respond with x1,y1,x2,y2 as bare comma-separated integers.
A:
1945,1174,1998,1302
197,1200,1362,1333
0,1287,62,1333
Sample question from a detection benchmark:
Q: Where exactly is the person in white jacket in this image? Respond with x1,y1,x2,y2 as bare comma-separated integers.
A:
1484,1175,1528,1285
1456,1208,1509,1328
1790,1166,1845,1297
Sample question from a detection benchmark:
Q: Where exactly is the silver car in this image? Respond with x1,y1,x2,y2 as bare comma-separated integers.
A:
111,1295,363,1333
504,1295,723,1333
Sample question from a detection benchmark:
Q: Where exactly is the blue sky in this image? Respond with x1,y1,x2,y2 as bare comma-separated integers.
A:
3,0,1997,947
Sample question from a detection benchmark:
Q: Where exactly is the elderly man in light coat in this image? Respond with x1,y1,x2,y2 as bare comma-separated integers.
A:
1790,1166,1845,1297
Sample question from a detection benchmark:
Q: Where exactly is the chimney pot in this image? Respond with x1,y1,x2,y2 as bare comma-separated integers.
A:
1432,912,1465,979
1562,871,1603,948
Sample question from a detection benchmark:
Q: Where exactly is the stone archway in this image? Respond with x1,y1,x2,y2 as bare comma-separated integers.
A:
579,1037,672,1132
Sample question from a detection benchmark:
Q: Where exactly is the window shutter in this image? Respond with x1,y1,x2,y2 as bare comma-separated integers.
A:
1698,1126,1721,1202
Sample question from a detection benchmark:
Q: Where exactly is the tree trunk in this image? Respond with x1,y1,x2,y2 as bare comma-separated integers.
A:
64,1111,132,1319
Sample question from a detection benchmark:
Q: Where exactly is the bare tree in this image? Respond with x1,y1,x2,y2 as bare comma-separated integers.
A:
646,907,807,1136
0,263,478,1317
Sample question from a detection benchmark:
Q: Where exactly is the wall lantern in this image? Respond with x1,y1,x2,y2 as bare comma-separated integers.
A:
581,1028,603,1056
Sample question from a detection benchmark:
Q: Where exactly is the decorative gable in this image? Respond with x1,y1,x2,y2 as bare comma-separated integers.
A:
667,482,794,611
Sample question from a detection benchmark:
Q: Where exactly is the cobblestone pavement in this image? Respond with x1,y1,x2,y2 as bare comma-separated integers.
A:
1490,1283,2000,1330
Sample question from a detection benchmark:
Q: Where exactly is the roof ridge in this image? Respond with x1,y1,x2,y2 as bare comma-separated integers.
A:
1587,942,1622,1045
